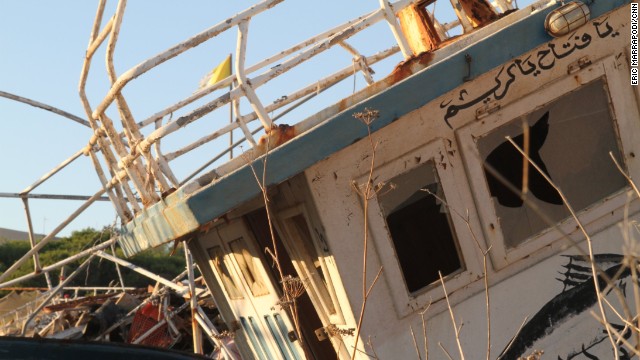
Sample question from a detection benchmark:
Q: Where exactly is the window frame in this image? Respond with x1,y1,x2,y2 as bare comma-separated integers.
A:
207,245,245,300
228,236,271,297
276,204,346,325
361,138,486,318
377,160,464,293
457,56,640,269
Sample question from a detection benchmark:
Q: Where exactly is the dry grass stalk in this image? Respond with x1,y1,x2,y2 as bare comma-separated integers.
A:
483,156,636,325
420,303,431,360
483,151,630,320
438,271,465,360
244,137,309,358
500,316,529,358
211,330,234,340
281,275,306,299
351,108,384,360
590,306,640,356
326,324,355,337
521,117,530,199
618,192,640,352
367,336,381,359
627,252,640,354
438,341,455,360
277,275,306,311
610,151,640,199
410,325,423,360
599,293,640,333
506,136,619,358
424,190,492,360
609,151,640,353
518,349,543,360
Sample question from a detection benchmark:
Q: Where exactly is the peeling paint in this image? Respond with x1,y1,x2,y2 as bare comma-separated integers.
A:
459,0,499,28
389,51,435,85
256,124,297,153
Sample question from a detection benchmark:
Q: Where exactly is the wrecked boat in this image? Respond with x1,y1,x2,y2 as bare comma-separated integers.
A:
1,0,638,358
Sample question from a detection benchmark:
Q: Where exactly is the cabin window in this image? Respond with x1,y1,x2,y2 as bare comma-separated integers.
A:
378,161,463,293
229,237,270,296
356,139,484,316
477,79,626,248
207,246,244,300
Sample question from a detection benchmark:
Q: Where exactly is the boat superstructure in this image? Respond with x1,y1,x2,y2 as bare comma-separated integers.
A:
1,0,638,358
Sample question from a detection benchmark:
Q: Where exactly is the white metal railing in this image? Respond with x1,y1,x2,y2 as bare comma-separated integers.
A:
0,0,516,253
0,0,517,352
78,0,425,221
0,0,515,289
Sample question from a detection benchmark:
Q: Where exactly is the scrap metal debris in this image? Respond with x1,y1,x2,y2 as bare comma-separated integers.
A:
0,285,232,356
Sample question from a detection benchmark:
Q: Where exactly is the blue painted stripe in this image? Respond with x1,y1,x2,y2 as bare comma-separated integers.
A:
274,313,303,360
249,316,274,359
240,316,267,360
265,315,294,360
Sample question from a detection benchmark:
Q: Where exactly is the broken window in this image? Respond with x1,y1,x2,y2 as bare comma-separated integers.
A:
478,79,626,248
207,246,243,300
229,237,269,297
378,161,463,294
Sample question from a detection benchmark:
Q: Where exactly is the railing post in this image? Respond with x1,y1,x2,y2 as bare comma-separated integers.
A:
20,197,42,274
235,20,274,131
184,244,203,354
379,0,413,58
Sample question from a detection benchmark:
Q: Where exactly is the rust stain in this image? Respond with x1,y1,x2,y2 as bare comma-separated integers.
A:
398,4,441,55
337,97,350,113
195,214,227,236
459,0,498,28
198,219,217,234
169,232,195,256
328,28,356,47
389,51,435,85
257,124,298,152
161,187,176,199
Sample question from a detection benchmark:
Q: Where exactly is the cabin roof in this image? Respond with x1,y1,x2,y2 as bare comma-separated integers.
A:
118,0,629,256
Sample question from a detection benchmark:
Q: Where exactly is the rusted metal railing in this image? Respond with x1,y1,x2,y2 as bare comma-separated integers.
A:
77,0,423,220
0,0,516,352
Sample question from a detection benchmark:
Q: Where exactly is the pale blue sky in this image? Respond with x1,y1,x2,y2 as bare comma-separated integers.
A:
0,1,412,236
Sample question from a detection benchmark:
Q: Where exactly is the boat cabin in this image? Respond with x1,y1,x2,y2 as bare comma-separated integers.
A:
111,0,639,358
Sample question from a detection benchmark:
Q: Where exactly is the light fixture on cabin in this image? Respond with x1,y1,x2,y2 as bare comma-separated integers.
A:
544,1,590,37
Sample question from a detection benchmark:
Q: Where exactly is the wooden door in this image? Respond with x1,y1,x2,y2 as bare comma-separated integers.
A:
202,219,304,360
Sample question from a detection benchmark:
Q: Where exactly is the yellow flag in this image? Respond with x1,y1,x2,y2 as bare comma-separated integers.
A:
199,54,232,89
